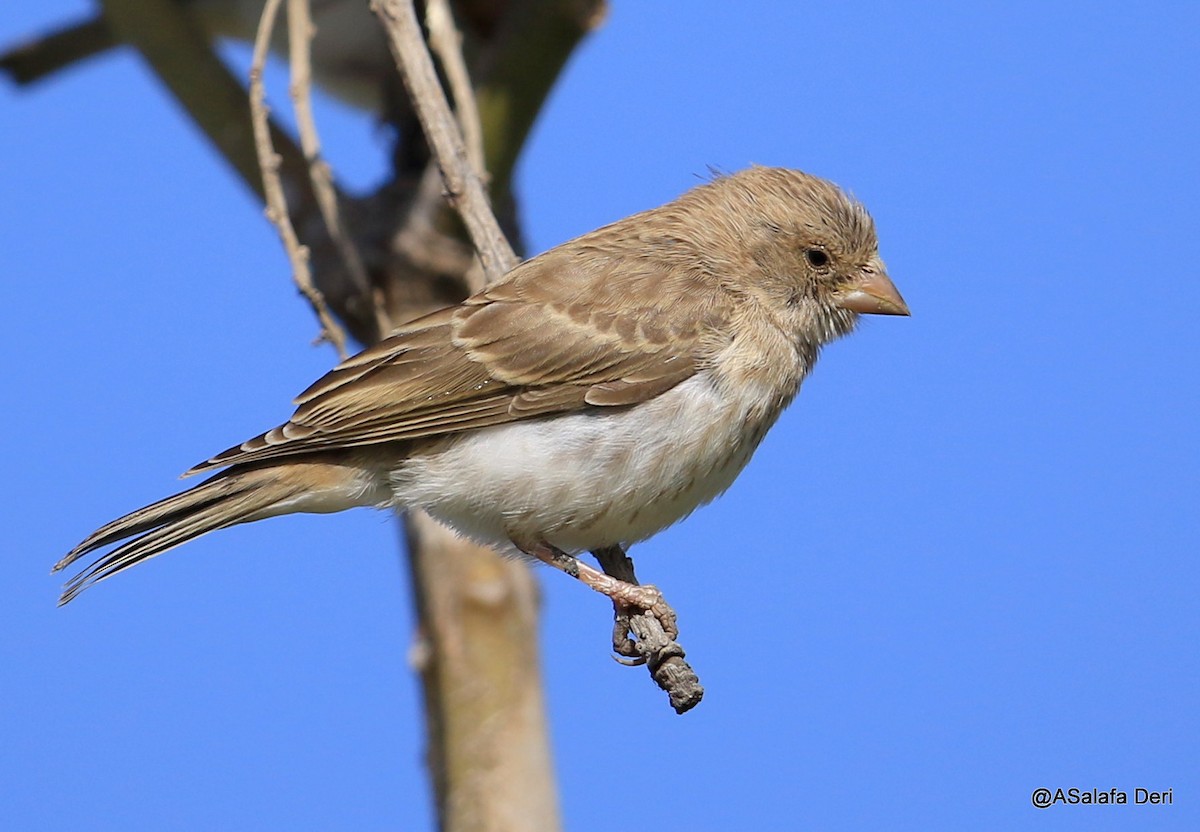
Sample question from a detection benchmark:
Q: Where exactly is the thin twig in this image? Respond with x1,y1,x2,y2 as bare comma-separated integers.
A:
251,0,349,357
424,0,485,179
371,0,518,283
593,545,704,714
286,0,391,338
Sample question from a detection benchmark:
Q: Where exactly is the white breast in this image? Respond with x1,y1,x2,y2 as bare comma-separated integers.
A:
388,370,790,553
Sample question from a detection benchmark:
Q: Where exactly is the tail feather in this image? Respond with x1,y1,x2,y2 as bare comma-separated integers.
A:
55,463,326,605
54,473,247,572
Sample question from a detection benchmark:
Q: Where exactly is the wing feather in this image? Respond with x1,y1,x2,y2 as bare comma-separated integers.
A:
188,234,730,475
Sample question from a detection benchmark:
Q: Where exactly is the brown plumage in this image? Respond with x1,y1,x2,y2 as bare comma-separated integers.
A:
56,166,908,605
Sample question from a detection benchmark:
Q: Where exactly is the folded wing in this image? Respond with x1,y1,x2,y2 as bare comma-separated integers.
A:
188,243,729,474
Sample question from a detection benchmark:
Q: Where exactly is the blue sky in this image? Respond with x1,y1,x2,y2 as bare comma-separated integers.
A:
3,2,1198,830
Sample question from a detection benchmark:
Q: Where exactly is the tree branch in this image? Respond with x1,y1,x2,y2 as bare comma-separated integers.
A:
99,0,302,203
286,0,390,339
250,0,349,357
425,0,486,180
372,0,518,282
13,2,610,826
0,16,114,85
404,513,561,831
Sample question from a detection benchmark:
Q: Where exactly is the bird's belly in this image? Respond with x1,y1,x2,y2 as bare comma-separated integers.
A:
388,373,779,552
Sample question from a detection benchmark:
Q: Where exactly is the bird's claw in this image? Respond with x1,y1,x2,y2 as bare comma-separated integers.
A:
608,584,680,666
610,611,646,664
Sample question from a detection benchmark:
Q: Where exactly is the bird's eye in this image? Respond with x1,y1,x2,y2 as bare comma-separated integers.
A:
805,248,830,268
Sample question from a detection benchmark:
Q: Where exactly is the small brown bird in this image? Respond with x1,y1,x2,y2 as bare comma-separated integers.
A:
55,167,908,614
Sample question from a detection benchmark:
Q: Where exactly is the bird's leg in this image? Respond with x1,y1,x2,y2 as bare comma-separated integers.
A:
513,540,677,659
515,540,667,614
517,539,703,713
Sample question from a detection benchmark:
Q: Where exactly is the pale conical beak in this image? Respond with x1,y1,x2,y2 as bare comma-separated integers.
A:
834,269,910,316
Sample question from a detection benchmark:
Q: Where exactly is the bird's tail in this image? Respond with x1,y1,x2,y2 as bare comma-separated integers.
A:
54,458,372,605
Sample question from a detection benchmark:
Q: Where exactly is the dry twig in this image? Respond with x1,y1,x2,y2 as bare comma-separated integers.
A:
250,0,349,357
372,0,517,282
286,0,390,338
425,0,485,178
593,545,704,713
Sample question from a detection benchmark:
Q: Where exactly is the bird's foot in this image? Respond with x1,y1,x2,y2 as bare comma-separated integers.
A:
589,545,702,713
515,539,704,712
608,583,679,664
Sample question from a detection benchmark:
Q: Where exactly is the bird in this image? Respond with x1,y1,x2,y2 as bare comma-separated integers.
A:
54,166,909,617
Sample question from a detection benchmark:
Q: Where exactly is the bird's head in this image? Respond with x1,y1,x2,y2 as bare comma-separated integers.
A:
699,166,909,346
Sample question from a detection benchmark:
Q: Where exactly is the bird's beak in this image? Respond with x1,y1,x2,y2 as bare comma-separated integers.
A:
834,267,910,316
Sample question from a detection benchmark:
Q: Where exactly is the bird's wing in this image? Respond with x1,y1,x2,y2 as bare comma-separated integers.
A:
189,246,728,473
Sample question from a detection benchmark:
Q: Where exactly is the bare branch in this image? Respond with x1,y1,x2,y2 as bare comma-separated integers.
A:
99,0,305,205
404,513,562,830
0,17,114,85
372,0,518,283
592,545,704,713
286,0,390,338
425,0,486,179
250,0,348,357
